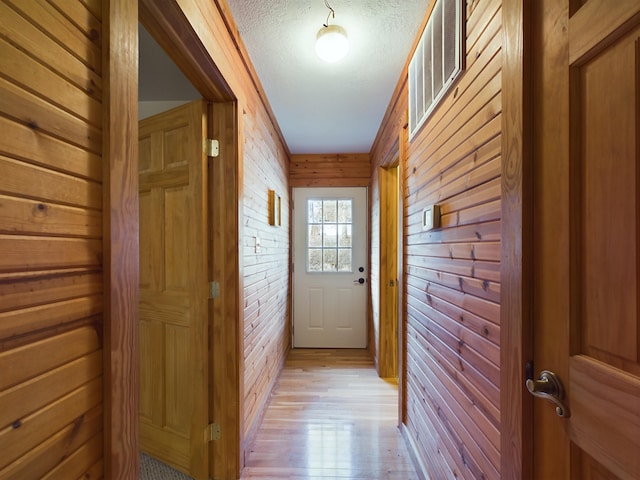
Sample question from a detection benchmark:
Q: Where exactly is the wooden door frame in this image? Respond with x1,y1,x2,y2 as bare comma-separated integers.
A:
104,1,242,478
103,1,140,478
500,1,533,479
378,148,400,380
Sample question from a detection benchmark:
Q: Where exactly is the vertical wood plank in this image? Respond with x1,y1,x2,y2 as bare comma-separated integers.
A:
500,1,532,479
210,101,242,479
102,0,139,478
379,161,399,379
398,124,408,427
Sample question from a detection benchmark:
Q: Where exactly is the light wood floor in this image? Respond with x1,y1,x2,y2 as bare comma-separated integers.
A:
240,349,419,480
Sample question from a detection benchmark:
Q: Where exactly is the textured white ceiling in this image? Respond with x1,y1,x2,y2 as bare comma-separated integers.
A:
139,1,429,154
226,0,429,154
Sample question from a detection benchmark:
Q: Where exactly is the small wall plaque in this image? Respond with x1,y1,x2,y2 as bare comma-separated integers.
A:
268,189,281,226
422,204,441,231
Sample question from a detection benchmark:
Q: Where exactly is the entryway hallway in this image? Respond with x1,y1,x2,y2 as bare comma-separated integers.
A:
240,349,418,480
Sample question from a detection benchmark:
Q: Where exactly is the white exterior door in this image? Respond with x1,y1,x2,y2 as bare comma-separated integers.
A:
293,187,368,348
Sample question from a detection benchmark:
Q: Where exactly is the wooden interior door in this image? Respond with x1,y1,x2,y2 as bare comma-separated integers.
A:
532,1,640,478
138,100,209,479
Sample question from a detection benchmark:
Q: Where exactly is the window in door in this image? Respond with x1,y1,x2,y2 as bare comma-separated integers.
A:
307,198,353,273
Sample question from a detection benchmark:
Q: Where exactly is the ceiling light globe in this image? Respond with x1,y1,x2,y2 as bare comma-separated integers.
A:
315,25,349,63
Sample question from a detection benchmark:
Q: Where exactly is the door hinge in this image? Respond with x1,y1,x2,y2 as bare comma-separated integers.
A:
205,138,220,157
208,423,221,441
209,281,220,299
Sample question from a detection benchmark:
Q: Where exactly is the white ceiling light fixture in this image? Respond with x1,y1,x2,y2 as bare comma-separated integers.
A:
315,1,349,63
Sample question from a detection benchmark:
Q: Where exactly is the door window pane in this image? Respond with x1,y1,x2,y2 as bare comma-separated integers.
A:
323,249,337,271
306,198,353,272
308,200,323,223
308,225,322,247
338,225,352,247
323,200,337,222
338,200,352,223
338,249,352,272
308,249,323,272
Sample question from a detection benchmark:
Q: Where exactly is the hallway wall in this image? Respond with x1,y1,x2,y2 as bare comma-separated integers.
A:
240,98,291,448
370,0,502,477
180,0,293,462
0,1,108,477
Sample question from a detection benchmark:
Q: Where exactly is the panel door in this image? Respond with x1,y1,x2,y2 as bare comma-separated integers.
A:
293,187,368,348
532,1,640,478
138,100,209,479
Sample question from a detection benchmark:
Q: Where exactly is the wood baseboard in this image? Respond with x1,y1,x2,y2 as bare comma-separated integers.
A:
400,423,431,480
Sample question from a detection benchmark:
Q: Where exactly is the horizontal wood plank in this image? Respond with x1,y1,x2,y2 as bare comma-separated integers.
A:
0,296,103,340
4,0,101,74
0,156,102,209
47,0,102,38
0,326,100,390
0,235,102,273
290,154,370,187
0,376,102,469
0,40,101,127
0,115,102,181
0,2,102,99
0,350,102,430
0,77,102,153
0,195,101,238
0,405,102,480
0,270,102,313
40,431,103,480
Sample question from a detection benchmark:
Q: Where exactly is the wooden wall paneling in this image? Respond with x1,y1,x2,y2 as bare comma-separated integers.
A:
4,0,102,74
0,44,102,128
102,0,138,478
239,94,290,458
408,325,500,478
0,77,102,153
369,0,505,477
0,349,102,428
0,2,102,100
41,432,103,479
405,304,499,421
1,376,102,470
0,0,111,477
0,326,98,388
405,337,467,478
0,406,103,480
0,115,102,179
290,154,371,187
0,156,102,208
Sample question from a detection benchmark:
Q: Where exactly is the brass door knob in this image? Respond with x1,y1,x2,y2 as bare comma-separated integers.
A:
526,370,571,418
